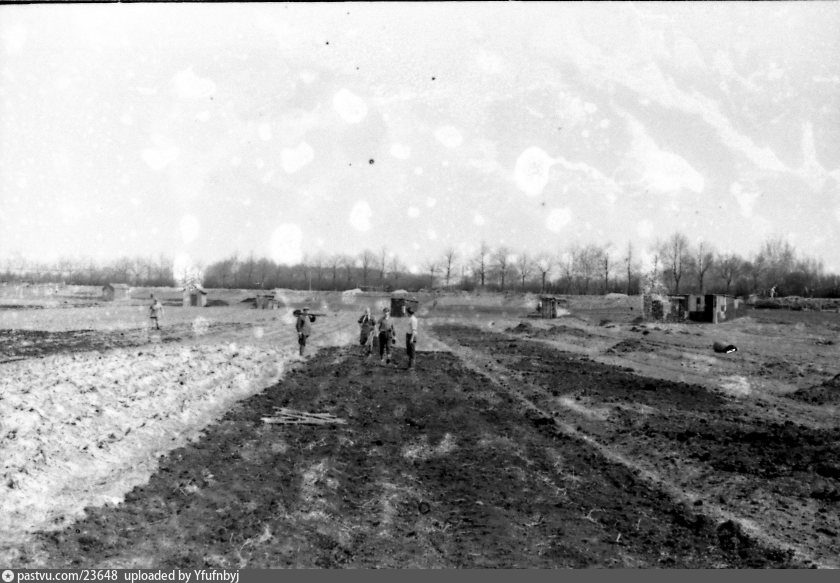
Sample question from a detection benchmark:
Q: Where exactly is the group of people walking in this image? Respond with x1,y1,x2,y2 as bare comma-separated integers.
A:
149,293,418,369
296,303,418,370
357,305,418,369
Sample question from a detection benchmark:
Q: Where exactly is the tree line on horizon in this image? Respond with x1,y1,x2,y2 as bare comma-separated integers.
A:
2,233,839,299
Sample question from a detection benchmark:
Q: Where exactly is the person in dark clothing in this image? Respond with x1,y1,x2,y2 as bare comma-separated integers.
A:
295,306,314,357
376,307,395,365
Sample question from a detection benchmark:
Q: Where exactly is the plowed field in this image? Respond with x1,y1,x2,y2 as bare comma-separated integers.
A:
2,290,838,568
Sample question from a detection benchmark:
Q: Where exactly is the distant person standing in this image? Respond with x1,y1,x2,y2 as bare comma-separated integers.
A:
376,307,395,365
405,306,418,370
296,306,314,357
358,307,375,357
149,295,163,330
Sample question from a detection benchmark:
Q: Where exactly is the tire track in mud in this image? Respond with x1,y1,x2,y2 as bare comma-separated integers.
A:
18,344,803,568
430,323,835,569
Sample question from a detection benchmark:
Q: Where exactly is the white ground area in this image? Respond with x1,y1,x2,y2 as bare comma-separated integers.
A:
0,301,385,554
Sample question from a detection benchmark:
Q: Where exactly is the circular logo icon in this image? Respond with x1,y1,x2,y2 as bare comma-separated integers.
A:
2,570,15,583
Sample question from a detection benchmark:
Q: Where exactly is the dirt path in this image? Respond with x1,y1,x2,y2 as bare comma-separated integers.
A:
430,322,839,568
19,343,801,568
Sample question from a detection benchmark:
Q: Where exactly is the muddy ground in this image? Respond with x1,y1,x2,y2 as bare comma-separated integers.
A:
13,324,827,568
437,321,839,568
0,323,251,362
4,295,839,569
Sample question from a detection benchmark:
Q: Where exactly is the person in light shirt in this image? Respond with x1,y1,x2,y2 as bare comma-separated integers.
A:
149,294,164,330
405,306,418,370
358,307,375,357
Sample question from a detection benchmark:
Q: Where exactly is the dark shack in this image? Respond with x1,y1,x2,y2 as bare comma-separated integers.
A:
535,295,567,319
644,294,746,324
390,296,419,317
183,284,208,307
102,283,130,301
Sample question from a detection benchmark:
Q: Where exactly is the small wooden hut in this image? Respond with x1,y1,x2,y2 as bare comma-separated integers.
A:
255,294,280,309
686,294,747,324
643,294,747,324
390,296,419,317
534,295,565,319
102,283,130,301
183,284,208,307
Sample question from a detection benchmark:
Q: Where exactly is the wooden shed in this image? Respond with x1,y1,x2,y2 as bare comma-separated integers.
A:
102,283,130,301
390,296,419,317
255,294,281,309
686,294,747,324
183,284,208,307
644,294,746,324
533,295,566,319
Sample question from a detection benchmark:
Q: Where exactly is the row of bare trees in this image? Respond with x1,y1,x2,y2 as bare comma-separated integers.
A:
651,233,831,297
3,233,839,297
1,254,177,287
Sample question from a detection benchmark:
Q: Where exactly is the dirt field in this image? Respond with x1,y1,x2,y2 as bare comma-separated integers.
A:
1,287,838,568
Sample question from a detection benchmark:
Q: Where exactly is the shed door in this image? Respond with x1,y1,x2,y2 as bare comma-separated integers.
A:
191,293,198,306
704,295,714,321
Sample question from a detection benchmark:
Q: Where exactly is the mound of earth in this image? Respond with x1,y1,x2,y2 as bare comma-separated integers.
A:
607,338,655,354
533,325,590,339
505,323,591,340
506,321,534,334
789,374,840,405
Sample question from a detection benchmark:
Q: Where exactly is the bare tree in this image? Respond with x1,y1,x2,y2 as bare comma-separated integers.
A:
695,241,715,294
254,258,274,289
205,255,236,288
744,252,766,294
660,232,690,293
328,254,342,289
641,246,667,295
558,250,576,293
516,252,532,290
312,252,326,287
493,247,512,291
424,259,439,289
535,253,553,293
600,245,612,294
442,247,457,288
155,254,174,287
56,256,76,284
757,236,796,293
341,254,355,285
242,252,257,287
388,255,404,288
379,247,388,285
472,241,491,288
574,245,600,295
716,252,742,295
299,255,312,290
624,242,637,295
359,249,377,287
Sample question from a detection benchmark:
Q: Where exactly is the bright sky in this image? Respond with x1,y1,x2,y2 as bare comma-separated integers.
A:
1,2,839,273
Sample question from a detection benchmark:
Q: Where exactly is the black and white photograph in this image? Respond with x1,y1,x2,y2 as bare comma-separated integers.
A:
1,0,839,570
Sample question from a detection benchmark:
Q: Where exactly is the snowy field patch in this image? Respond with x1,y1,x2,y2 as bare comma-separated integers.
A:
0,341,291,545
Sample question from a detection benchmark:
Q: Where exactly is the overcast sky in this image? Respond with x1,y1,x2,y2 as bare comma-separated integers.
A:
1,2,839,275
